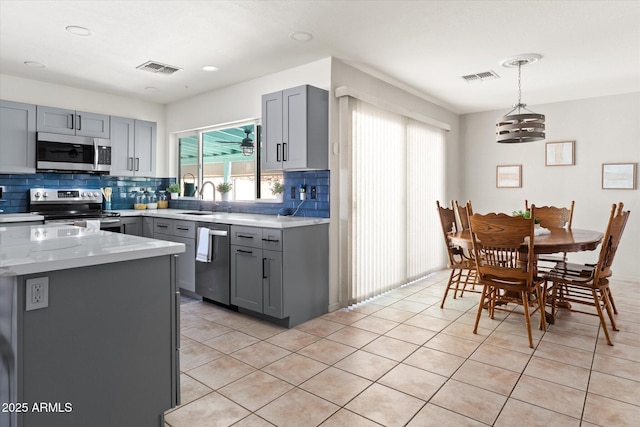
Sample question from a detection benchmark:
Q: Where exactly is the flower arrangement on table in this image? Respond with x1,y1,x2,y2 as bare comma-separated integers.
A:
512,210,540,224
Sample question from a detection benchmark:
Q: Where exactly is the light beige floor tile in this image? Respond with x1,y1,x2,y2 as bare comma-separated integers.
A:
541,328,597,352
350,302,385,315
164,392,250,427
300,366,372,406
511,375,585,419
361,335,419,361
441,321,492,342
404,347,466,377
218,370,293,411
588,371,640,405
321,308,368,325
494,398,580,427
230,341,290,369
378,363,447,401
423,333,481,358
350,316,400,334
180,334,199,349
493,315,546,340
334,350,398,381
297,338,357,365
595,339,640,362
234,319,286,340
388,299,431,313
407,403,486,427
178,373,213,406
430,379,507,425
421,305,466,321
547,318,600,338
403,293,441,306
295,317,346,337
533,341,593,369
326,325,380,348
188,356,256,390
369,295,403,307
180,341,225,371
592,353,640,382
345,383,425,427
232,414,275,426
370,306,416,322
470,343,532,373
598,329,640,348
266,328,320,351
384,323,437,345
403,313,453,332
483,332,536,355
452,359,520,396
523,356,591,390
262,353,328,385
181,320,233,342
583,393,640,426
256,388,339,427
201,330,260,354
181,312,210,330
320,408,382,426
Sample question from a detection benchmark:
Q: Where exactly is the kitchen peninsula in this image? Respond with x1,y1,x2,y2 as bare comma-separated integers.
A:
0,224,184,427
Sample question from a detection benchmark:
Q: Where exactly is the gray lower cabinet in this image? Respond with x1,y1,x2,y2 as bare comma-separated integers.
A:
120,217,142,236
230,224,328,327
0,99,37,173
154,218,196,293
36,105,110,138
142,216,154,237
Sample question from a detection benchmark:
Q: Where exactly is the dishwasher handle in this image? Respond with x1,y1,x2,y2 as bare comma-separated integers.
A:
209,229,227,237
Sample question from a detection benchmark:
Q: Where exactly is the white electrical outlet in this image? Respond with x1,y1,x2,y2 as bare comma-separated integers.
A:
26,277,49,311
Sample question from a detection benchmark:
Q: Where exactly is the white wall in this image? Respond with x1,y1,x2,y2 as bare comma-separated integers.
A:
461,93,640,280
164,58,332,177
0,74,168,175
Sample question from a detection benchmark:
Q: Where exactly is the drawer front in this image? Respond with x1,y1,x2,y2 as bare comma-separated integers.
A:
153,218,173,236
173,220,196,239
261,228,282,251
230,225,262,249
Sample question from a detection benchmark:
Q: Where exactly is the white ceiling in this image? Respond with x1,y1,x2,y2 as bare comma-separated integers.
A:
1,0,638,114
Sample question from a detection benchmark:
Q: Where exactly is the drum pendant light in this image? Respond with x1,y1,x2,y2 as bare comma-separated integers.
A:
496,54,545,143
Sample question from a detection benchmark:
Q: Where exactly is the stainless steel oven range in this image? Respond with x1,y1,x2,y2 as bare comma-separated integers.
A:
29,188,121,232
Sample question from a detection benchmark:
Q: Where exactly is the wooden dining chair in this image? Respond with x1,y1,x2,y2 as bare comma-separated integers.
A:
436,201,478,308
525,200,574,229
469,203,546,348
454,200,474,231
545,202,630,346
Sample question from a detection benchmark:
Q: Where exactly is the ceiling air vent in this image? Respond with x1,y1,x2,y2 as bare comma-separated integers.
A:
462,70,500,83
136,61,182,75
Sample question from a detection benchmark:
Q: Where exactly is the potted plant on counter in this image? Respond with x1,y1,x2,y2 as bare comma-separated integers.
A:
216,182,232,201
167,183,180,200
271,181,285,203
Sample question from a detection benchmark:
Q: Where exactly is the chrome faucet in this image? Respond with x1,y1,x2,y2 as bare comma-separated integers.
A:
199,181,218,210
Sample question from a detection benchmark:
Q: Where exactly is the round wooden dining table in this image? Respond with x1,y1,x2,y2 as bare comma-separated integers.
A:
449,228,604,255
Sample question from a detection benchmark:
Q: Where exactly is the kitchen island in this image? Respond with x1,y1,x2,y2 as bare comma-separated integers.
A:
0,224,184,427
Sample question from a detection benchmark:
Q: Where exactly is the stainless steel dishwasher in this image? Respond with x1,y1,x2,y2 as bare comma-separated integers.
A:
195,223,231,305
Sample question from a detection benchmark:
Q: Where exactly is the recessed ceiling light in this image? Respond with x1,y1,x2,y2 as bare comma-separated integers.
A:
24,61,47,68
65,25,93,36
144,86,160,92
289,32,313,42
202,65,220,72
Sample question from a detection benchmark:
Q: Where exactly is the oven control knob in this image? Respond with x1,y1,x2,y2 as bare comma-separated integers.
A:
93,192,99,198
82,192,87,197
34,192,41,198
42,192,48,198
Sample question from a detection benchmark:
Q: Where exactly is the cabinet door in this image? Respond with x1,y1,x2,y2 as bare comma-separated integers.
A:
36,106,75,135
230,245,263,311
0,100,36,173
173,235,196,293
134,120,156,177
142,217,154,237
75,111,110,138
261,90,283,170
263,249,284,318
120,217,142,236
110,116,135,176
282,85,308,169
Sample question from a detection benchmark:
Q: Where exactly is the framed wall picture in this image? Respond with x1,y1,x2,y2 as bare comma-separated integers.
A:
602,163,636,189
496,165,522,188
545,141,575,166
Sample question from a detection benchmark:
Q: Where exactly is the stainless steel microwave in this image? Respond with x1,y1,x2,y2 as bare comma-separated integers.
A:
36,132,111,173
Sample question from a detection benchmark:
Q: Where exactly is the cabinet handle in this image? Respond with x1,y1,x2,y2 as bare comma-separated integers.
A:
127,157,134,171
237,249,253,254
283,143,287,161
263,257,268,279
176,227,189,231
135,157,140,171
70,114,74,130
157,224,169,228
276,143,281,162
237,234,254,239
77,114,81,130
262,238,280,243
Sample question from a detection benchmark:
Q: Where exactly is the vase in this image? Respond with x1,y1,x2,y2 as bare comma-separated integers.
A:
275,193,284,203
170,192,179,200
221,192,230,202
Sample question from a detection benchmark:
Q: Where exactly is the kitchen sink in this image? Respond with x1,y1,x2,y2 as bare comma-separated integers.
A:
183,211,215,216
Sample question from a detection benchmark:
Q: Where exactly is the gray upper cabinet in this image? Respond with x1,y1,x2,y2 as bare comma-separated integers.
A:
0,100,36,173
37,105,110,138
110,116,157,177
261,85,328,171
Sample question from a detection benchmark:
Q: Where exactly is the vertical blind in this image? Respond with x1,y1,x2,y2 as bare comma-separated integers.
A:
350,99,445,305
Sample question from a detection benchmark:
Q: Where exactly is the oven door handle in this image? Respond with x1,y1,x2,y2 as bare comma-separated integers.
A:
100,219,121,224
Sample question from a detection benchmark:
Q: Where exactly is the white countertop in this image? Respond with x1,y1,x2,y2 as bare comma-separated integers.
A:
114,209,330,229
0,224,185,276
0,213,45,223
